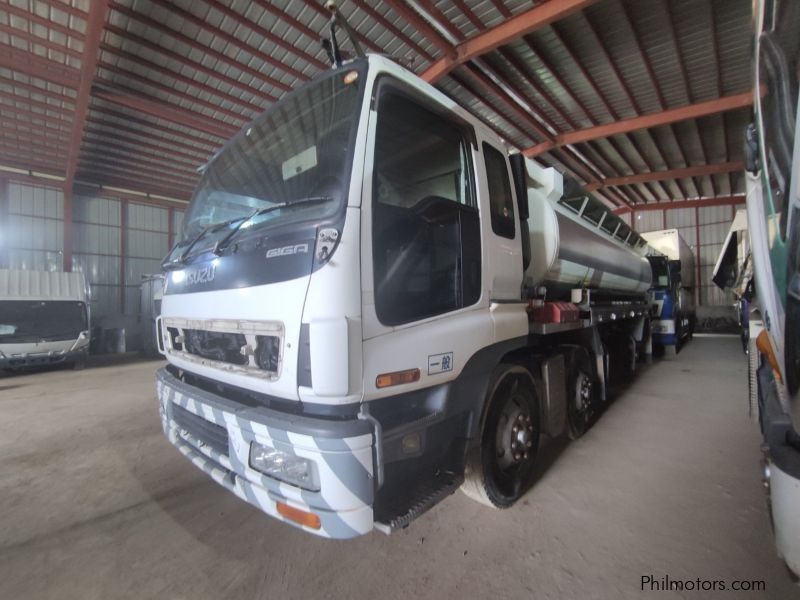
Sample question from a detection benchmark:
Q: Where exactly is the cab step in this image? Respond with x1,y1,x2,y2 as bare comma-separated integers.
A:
374,471,463,534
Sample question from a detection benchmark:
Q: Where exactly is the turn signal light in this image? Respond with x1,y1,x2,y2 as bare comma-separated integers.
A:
276,501,321,530
376,368,420,388
756,330,783,383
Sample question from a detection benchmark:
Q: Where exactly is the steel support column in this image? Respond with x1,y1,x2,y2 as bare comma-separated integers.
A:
120,198,128,314
0,177,8,269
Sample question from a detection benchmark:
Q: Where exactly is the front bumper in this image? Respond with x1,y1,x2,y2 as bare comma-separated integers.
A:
0,347,87,368
156,368,375,538
651,319,677,346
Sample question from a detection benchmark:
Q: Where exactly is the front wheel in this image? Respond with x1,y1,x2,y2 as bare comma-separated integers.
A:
461,365,540,508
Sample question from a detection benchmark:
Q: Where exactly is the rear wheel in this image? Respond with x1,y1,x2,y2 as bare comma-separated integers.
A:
462,365,540,508
567,348,595,440
567,349,595,440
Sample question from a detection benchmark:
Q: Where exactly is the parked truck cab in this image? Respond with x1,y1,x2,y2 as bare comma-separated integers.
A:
0,269,90,370
643,229,696,354
156,54,652,538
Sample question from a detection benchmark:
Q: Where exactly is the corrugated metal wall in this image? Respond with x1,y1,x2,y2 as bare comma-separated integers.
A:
73,193,121,319
5,182,64,271
125,202,170,316
633,202,745,306
1,180,184,322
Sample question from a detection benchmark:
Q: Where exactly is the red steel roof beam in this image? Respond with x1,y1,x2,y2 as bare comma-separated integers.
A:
525,93,753,156
63,0,109,271
422,0,598,83
585,161,744,190
614,195,745,214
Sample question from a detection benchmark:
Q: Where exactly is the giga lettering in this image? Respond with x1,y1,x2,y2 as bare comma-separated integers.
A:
186,264,216,285
266,244,309,259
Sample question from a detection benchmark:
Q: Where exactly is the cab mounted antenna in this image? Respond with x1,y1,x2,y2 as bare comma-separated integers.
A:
321,1,364,68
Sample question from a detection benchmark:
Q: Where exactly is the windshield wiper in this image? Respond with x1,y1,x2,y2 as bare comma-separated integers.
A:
162,216,250,270
212,196,333,256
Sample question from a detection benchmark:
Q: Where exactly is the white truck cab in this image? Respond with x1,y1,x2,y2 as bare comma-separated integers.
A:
0,269,90,370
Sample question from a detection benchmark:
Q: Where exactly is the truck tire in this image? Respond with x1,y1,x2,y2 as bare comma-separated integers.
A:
461,365,540,508
567,349,594,440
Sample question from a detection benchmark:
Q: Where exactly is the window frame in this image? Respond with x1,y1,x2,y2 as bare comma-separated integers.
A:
482,142,516,239
370,76,482,327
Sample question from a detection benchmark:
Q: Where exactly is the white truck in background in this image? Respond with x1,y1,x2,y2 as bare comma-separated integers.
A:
641,229,696,354
713,209,752,352
154,43,655,538
0,269,90,370
743,0,800,578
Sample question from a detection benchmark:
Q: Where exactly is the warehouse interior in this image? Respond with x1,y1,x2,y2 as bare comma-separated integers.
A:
1,0,799,598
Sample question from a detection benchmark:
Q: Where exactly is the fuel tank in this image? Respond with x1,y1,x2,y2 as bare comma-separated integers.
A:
514,158,652,300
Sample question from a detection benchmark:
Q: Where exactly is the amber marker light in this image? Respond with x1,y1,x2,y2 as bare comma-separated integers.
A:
343,70,359,85
376,368,421,389
756,330,783,383
276,502,321,530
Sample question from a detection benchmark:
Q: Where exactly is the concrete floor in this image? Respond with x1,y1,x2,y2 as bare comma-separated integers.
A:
0,338,797,599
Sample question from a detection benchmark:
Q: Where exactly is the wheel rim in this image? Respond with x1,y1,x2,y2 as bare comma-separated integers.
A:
573,371,592,422
493,381,535,472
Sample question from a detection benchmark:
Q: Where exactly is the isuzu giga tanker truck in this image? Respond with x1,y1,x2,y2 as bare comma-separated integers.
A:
156,53,654,538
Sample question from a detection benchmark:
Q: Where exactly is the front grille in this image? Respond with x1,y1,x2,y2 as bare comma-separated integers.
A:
172,403,229,456
166,326,281,375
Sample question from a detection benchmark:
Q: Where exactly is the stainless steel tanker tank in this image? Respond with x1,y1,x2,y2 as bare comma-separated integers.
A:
518,159,652,299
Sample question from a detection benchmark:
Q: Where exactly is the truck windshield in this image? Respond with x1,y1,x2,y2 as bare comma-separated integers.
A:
172,64,366,259
0,301,87,343
648,257,670,288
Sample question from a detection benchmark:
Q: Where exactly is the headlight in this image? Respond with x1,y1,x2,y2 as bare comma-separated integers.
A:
249,442,320,491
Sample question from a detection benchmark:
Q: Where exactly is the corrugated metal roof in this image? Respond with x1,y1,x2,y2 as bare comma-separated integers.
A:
0,0,760,209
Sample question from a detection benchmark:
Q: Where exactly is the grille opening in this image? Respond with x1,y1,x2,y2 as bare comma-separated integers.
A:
183,329,248,365
255,335,280,372
167,327,183,351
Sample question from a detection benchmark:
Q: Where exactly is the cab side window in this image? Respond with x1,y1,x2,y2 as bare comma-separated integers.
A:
483,143,516,239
